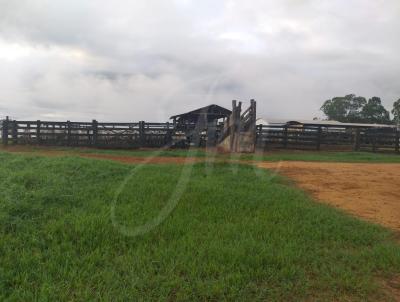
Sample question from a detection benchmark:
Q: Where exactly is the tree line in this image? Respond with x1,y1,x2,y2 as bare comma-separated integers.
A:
320,95,400,125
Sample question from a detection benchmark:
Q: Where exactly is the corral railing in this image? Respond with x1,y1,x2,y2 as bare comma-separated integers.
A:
256,124,400,153
0,118,187,148
1,117,399,153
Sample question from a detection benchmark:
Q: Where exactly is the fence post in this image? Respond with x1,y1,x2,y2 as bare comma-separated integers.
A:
12,120,18,144
249,99,257,153
283,125,288,149
2,116,9,145
67,121,71,145
139,121,145,147
92,120,98,146
372,129,377,153
36,120,41,145
235,101,242,152
257,124,263,149
166,122,173,146
316,126,322,150
353,128,360,151
395,128,399,153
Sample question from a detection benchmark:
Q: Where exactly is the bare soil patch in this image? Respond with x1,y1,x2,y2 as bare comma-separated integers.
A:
0,145,200,164
79,153,200,164
258,161,400,231
380,275,400,302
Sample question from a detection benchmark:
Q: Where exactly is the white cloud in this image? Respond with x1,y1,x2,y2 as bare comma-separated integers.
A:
0,0,399,121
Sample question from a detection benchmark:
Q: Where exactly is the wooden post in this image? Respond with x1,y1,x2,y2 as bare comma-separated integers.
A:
36,120,41,145
2,116,9,145
249,99,257,153
12,120,18,144
372,129,377,153
229,100,236,152
26,122,30,144
92,120,98,146
316,126,322,150
353,128,360,151
257,124,263,149
206,119,217,149
192,114,206,147
232,101,242,152
166,122,171,146
283,125,288,149
139,121,145,147
67,121,71,145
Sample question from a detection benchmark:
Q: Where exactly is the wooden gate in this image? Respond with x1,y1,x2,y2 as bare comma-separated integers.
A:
218,99,257,153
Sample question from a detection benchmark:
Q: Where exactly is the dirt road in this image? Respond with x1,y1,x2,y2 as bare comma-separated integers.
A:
258,161,400,231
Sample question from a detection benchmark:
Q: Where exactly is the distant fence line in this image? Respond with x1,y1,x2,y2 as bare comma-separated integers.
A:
257,124,400,153
1,117,399,153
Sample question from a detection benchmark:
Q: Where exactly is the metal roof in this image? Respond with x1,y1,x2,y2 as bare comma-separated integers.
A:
286,120,396,128
170,104,231,121
257,117,395,128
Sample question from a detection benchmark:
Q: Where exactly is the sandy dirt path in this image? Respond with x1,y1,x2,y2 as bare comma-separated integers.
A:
258,161,400,231
78,153,201,164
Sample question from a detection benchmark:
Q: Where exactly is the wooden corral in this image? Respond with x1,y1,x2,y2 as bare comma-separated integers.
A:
0,117,178,149
1,105,399,153
257,123,400,153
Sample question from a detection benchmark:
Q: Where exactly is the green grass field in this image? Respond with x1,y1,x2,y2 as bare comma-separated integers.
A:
0,151,399,301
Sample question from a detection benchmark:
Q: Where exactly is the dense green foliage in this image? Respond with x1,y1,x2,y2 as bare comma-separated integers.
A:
0,152,399,301
392,99,400,125
361,97,391,124
320,94,391,124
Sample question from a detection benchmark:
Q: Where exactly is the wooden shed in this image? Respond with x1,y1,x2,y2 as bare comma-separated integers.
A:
170,104,231,147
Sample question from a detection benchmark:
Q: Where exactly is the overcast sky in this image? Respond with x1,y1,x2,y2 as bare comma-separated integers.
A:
0,0,399,121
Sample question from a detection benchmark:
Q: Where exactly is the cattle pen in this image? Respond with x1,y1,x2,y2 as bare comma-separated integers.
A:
1,101,399,153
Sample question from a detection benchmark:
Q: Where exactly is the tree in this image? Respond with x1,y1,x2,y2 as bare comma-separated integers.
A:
361,97,391,124
347,95,367,122
392,99,400,125
320,94,365,122
321,95,391,124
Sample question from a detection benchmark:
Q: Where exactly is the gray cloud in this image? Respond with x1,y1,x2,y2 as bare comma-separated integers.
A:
0,0,399,121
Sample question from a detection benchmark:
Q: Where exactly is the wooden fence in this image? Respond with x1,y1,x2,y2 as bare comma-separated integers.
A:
0,118,185,148
256,124,400,153
1,117,399,153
